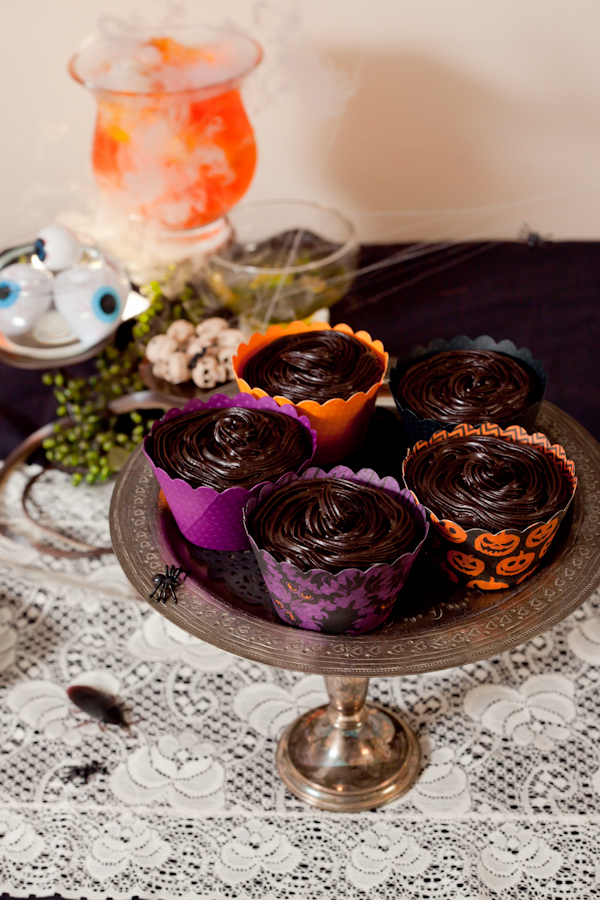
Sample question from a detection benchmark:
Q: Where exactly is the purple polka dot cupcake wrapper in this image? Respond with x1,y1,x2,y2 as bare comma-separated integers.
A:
144,393,317,551
243,466,429,635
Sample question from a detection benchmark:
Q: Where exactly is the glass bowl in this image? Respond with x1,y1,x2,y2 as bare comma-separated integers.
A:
205,200,358,331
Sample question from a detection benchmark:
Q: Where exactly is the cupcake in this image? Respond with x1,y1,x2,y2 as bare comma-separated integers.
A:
144,393,317,551
390,335,547,443
402,422,576,590
243,465,428,634
233,321,387,465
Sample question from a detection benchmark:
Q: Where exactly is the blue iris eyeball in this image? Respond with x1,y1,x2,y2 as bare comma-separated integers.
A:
92,286,121,322
53,261,128,345
0,280,20,309
34,238,46,262
0,263,53,336
35,224,80,271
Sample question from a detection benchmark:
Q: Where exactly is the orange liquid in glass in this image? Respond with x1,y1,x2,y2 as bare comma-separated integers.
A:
90,38,258,230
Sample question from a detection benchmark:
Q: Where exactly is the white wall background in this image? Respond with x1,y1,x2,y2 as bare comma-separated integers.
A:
2,0,600,246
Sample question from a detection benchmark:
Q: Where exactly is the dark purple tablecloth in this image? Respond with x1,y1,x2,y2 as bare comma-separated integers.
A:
1,240,598,462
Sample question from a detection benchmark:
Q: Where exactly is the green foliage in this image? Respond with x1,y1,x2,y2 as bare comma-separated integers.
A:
42,277,211,485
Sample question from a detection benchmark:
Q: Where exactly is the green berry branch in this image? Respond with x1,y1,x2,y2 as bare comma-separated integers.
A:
41,276,213,485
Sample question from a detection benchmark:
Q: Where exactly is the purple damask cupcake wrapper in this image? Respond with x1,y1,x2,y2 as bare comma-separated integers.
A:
243,466,429,635
389,335,548,444
144,393,317,551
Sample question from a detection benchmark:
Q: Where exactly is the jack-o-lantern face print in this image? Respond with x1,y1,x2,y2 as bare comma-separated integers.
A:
496,551,536,577
526,518,559,548
474,531,520,557
447,550,485,577
435,519,468,544
467,576,510,590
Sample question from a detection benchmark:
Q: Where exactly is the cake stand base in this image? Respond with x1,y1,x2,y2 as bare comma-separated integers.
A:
276,676,421,812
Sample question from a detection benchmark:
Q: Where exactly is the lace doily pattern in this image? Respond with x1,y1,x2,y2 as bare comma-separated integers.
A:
0,810,599,899
0,465,600,898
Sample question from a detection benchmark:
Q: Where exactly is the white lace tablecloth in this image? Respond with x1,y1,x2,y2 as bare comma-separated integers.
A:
0,465,599,900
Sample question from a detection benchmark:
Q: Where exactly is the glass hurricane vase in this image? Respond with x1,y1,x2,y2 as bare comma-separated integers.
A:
70,26,262,242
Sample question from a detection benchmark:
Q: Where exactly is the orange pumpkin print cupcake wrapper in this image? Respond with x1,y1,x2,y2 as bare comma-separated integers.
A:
232,321,388,465
402,421,577,591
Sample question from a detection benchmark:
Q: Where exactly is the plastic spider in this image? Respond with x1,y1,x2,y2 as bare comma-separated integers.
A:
519,223,552,249
149,564,186,604
60,760,110,786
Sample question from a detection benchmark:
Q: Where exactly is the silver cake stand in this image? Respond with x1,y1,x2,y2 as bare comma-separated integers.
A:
109,401,600,812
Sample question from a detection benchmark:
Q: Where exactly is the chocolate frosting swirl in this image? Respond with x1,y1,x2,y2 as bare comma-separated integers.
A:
147,407,313,490
241,330,384,403
404,434,571,530
249,478,417,571
395,350,539,426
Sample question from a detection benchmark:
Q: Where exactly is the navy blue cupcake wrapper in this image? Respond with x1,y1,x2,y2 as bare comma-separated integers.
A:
389,335,548,445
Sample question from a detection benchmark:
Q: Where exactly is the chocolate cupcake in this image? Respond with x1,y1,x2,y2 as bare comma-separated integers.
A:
402,423,576,590
233,322,388,465
390,335,547,443
244,465,428,634
240,328,384,403
144,393,317,551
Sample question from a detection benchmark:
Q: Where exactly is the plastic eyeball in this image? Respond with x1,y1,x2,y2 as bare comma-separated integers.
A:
53,261,129,346
35,224,81,272
0,263,53,336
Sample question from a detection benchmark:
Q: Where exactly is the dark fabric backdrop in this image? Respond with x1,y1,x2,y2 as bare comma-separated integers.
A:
332,241,600,441
0,240,598,461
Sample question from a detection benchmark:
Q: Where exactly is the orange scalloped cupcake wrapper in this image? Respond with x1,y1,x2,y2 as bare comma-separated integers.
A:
232,321,388,465
403,422,577,591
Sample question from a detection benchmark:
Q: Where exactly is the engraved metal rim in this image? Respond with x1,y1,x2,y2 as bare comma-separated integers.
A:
276,704,421,812
109,401,600,676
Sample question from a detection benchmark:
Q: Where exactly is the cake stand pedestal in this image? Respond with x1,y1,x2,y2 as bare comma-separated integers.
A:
109,401,600,812
276,674,421,811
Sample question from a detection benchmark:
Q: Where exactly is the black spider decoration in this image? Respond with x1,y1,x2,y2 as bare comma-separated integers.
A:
149,564,186,604
519,223,552,249
60,760,110,786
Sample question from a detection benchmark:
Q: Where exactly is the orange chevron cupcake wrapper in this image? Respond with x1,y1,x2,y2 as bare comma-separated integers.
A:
232,321,388,465
402,421,577,591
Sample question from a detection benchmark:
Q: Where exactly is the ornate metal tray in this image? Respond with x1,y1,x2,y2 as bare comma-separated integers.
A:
109,401,600,677
109,400,600,811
